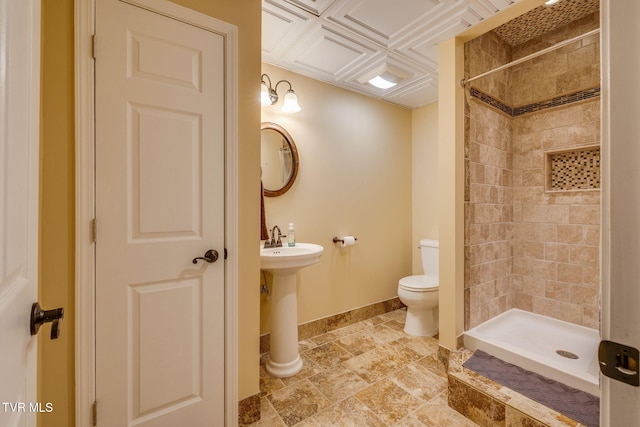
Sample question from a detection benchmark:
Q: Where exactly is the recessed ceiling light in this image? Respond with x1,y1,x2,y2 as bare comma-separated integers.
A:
545,0,560,5
368,75,397,89
358,63,409,90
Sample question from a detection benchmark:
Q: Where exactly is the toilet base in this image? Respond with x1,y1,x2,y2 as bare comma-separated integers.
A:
404,307,439,337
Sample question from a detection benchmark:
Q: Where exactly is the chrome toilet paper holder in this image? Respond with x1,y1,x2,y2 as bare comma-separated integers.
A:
332,236,358,244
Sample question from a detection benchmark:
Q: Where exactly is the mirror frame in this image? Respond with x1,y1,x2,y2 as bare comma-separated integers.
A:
261,122,299,197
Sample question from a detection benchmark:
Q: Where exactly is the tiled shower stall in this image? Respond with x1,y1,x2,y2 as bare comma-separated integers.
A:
464,9,601,330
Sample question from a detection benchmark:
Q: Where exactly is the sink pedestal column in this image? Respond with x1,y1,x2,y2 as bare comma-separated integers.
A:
266,271,302,377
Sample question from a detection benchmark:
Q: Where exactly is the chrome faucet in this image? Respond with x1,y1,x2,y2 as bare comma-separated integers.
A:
264,225,283,248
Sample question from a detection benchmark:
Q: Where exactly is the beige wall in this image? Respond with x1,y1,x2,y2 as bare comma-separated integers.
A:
411,103,439,274
437,37,466,351
260,63,413,332
39,1,76,425
38,1,262,424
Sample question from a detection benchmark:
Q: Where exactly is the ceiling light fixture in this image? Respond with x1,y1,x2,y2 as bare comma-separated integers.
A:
368,75,397,89
358,63,407,91
260,73,301,113
544,0,560,5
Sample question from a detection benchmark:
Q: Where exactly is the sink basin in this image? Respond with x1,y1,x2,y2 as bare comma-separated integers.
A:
260,243,323,273
260,242,323,378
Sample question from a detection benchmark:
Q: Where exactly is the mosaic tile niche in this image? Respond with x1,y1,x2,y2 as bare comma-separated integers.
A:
546,146,601,192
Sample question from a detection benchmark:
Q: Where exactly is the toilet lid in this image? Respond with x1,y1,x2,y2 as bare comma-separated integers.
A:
399,275,438,291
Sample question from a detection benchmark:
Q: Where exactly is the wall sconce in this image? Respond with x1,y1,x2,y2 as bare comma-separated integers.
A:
260,73,301,113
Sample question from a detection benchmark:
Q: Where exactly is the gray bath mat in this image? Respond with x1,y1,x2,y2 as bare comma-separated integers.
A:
463,350,599,427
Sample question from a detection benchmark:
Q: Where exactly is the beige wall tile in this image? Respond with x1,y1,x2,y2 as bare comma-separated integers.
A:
569,245,599,267
557,224,583,244
583,305,600,329
583,226,600,246
521,275,546,297
570,285,598,306
567,121,600,145
521,204,570,224
545,281,571,302
557,262,583,285
513,222,558,242
522,169,544,187
532,296,558,318
532,259,557,281
518,240,545,259
556,70,582,93
556,302,583,325
544,242,570,263
542,127,570,150
513,292,533,311
568,43,596,70
513,152,533,170
554,103,585,127
582,266,600,288
569,204,600,225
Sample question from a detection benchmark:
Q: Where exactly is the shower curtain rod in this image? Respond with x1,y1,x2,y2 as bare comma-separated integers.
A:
460,28,600,87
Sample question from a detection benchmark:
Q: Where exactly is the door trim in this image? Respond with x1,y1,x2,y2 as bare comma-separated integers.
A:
74,0,239,424
600,2,610,424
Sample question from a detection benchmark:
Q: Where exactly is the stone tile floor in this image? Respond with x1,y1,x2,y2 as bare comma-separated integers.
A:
242,309,478,427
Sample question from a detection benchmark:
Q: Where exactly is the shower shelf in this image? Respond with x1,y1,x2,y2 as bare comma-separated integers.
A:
544,145,601,193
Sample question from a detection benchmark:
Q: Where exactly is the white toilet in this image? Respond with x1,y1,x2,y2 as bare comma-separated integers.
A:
397,239,439,336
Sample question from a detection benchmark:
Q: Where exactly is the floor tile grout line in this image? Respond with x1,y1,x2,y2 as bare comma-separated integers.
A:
267,397,287,427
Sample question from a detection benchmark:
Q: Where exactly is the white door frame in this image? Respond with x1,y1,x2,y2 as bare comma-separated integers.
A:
74,0,238,425
600,0,640,425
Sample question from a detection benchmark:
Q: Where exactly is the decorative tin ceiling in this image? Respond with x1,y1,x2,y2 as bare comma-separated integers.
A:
494,0,599,46
262,0,599,109
262,0,523,109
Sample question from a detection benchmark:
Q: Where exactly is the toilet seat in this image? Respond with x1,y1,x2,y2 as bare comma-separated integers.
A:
399,275,438,291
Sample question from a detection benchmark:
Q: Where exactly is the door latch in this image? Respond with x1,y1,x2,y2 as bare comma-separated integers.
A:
598,340,639,386
30,302,64,340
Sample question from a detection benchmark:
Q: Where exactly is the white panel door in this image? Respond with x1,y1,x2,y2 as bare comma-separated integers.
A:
95,0,225,425
0,0,40,425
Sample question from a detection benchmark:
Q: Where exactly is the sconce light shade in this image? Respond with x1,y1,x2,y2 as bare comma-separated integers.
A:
282,90,301,113
260,73,301,113
260,81,272,106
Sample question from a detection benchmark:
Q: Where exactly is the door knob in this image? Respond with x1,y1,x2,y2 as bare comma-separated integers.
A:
30,302,64,340
192,249,219,264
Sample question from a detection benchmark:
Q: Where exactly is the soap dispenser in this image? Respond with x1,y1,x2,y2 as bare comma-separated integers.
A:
287,223,295,247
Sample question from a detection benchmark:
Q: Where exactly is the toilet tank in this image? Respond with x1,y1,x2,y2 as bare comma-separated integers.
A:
419,239,439,280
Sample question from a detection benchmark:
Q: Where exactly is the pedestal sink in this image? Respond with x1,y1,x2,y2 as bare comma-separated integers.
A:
260,243,323,377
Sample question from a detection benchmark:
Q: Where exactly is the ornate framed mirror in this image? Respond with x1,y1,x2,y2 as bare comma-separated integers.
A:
261,122,299,197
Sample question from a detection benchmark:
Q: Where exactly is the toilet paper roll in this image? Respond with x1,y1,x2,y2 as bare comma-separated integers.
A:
340,236,356,247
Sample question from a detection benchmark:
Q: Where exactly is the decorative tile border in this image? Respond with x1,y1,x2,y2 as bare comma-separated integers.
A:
514,87,600,116
259,297,404,354
470,86,600,117
469,87,513,116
